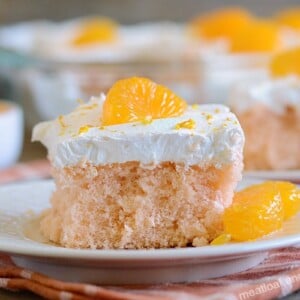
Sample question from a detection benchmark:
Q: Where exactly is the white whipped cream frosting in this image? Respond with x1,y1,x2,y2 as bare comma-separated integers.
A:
32,95,244,168
229,75,300,114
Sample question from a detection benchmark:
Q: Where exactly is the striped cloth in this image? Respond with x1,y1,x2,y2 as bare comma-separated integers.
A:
0,160,51,184
0,160,300,300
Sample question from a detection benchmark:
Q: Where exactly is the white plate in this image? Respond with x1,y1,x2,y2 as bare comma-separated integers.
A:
0,180,300,285
244,170,300,183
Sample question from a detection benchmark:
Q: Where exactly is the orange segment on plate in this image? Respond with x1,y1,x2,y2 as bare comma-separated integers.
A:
270,47,300,77
223,182,284,241
270,181,300,220
210,233,231,246
223,181,300,242
275,8,300,30
102,77,187,126
72,18,118,46
230,20,280,53
190,7,253,42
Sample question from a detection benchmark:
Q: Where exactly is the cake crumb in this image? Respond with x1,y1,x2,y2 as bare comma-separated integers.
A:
192,237,208,247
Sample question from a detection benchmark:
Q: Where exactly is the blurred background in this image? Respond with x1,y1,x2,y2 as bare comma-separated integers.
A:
0,0,300,169
1,0,300,23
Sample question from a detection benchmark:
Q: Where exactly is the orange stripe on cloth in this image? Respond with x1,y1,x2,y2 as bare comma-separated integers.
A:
0,160,50,184
0,248,300,300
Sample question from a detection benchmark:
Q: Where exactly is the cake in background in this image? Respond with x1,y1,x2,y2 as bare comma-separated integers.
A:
34,17,200,63
0,16,203,64
229,47,300,171
275,7,300,50
275,7,300,31
32,77,244,249
2,7,300,126
0,16,202,126
190,7,300,103
190,7,254,49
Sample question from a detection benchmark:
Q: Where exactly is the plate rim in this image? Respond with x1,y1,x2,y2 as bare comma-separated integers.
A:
0,179,300,262
244,170,300,181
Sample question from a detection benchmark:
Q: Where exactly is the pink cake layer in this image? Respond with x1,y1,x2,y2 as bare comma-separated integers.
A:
40,161,242,249
235,105,300,170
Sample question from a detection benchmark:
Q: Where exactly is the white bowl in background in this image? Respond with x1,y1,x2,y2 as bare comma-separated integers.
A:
0,100,23,169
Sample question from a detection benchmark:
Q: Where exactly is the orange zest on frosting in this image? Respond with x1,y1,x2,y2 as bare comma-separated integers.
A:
58,115,67,136
205,114,213,121
102,77,187,126
81,103,99,110
58,115,66,128
175,119,196,130
78,125,93,134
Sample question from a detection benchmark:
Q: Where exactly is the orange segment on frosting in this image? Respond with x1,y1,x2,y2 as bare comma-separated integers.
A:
223,182,284,241
230,20,280,53
275,8,300,30
270,47,300,77
102,77,187,126
190,7,253,41
72,18,118,46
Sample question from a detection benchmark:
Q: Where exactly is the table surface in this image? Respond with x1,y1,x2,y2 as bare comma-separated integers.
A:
1,132,300,299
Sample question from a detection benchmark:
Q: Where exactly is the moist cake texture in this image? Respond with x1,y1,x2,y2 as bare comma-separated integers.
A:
33,84,244,249
42,162,241,249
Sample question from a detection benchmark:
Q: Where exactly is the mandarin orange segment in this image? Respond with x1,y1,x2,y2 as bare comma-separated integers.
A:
72,18,118,46
223,182,284,241
270,47,300,77
269,181,300,220
230,20,280,53
102,77,187,126
275,8,300,30
210,233,231,246
190,7,253,41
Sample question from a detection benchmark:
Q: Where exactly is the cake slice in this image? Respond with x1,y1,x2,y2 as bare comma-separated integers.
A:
229,75,300,170
32,77,244,249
